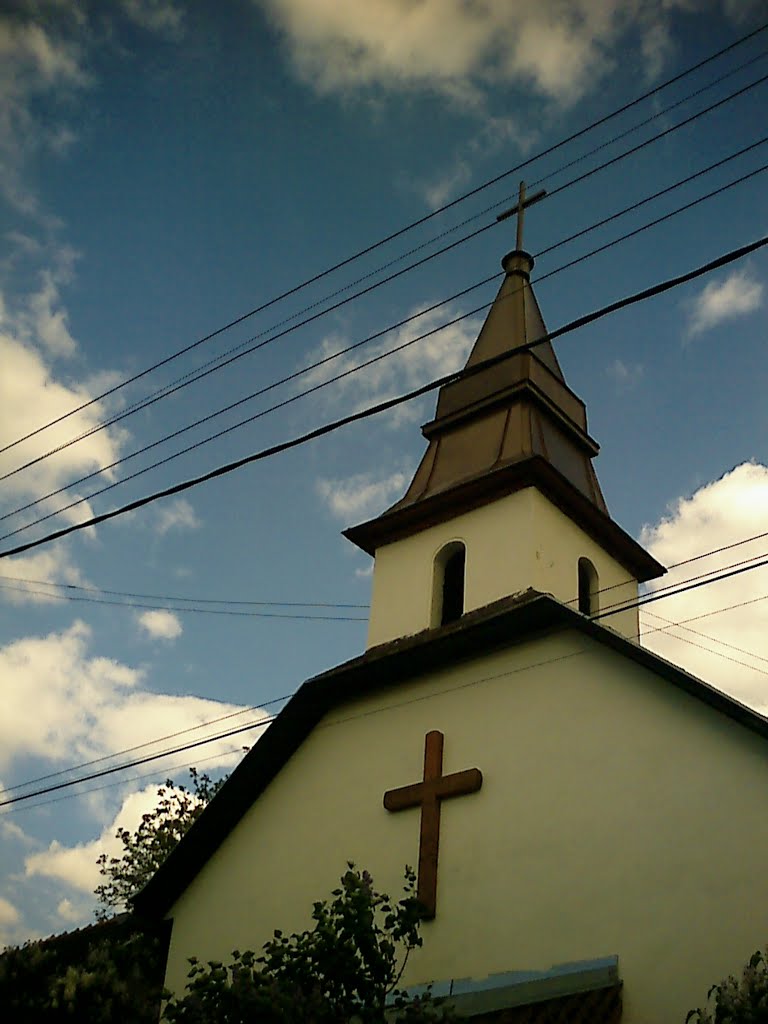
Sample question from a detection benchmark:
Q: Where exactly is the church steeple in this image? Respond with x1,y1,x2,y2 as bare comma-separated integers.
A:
345,190,665,648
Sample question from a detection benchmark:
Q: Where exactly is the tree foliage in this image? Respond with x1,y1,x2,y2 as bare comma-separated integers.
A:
0,918,168,1023
95,768,225,918
3,770,451,1022
161,865,455,1024
0,769,224,1021
687,948,768,1024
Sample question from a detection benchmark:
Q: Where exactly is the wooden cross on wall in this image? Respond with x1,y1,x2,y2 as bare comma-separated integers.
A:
383,730,482,919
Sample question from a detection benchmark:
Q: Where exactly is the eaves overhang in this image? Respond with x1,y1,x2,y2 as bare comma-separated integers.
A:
344,455,665,584
132,591,768,921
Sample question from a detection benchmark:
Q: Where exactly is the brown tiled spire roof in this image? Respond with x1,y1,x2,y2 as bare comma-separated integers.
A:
345,249,663,583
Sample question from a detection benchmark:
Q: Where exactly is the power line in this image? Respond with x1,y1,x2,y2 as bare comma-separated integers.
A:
114,46,768,416
9,50,764,487
0,717,274,808
569,538,768,615
6,537,768,808
644,592,768,637
0,580,366,620
4,532,768,800
5,514,768,620
595,551,768,623
642,618,768,678
0,574,367,609
4,19,765,459
5,558,768,811
5,68,767,490
1,693,293,797
2,746,247,816
588,549,768,620
2,234,766,561
5,146,767,536
642,606,768,669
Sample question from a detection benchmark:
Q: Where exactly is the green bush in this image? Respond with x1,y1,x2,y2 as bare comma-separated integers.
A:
688,948,768,1023
162,865,454,1024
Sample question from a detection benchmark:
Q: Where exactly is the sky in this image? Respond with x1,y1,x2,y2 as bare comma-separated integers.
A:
1,0,767,947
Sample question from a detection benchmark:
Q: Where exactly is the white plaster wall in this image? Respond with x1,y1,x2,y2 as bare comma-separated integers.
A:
366,488,639,647
164,632,768,1024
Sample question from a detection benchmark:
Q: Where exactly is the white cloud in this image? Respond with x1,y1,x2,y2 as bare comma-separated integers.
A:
26,785,171,894
155,498,201,535
303,302,480,426
137,609,183,640
686,269,763,338
0,896,20,927
0,546,86,605
120,0,185,37
56,897,86,924
0,894,21,947
416,113,537,208
0,620,252,772
0,817,34,846
0,288,128,531
24,270,78,357
317,468,410,522
422,159,473,211
257,0,708,108
640,463,768,713
606,358,644,390
25,758,257,898
0,6,187,219
0,13,89,217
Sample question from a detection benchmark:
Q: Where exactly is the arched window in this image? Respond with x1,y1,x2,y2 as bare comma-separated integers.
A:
578,557,599,616
432,542,466,627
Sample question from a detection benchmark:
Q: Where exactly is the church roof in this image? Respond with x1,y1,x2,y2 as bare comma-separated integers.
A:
133,591,768,920
344,249,664,584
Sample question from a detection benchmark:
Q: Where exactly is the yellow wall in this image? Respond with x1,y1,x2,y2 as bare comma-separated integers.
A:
367,488,639,647
164,631,768,1024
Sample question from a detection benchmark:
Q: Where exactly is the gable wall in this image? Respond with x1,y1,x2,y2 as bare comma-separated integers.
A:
367,488,639,647
165,633,768,1023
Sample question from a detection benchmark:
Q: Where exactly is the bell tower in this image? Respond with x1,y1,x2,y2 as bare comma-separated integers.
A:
344,186,665,647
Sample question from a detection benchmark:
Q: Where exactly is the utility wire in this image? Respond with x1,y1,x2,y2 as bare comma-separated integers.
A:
0,747,247,816
5,514,768,618
595,551,768,622
7,545,767,798
5,68,767,490
640,616,768,679
0,717,274,807
4,161,768,546
11,590,762,817
642,606,768,668
5,143,767,536
6,540,768,805
5,560,768,810
10,47,765,482
5,542,768,807
583,548,768,620
3,19,765,459
106,48,768,414
2,234,766,561
1,694,292,797
0,575,367,609
0,580,367,620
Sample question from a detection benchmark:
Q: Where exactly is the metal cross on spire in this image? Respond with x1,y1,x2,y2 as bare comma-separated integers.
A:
496,180,547,251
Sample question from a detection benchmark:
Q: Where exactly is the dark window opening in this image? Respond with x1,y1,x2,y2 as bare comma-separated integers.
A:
578,557,599,616
441,547,465,625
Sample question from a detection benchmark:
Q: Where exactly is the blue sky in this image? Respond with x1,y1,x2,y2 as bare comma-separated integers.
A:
1,0,767,944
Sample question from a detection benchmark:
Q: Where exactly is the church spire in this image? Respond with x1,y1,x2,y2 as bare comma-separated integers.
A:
345,200,664,647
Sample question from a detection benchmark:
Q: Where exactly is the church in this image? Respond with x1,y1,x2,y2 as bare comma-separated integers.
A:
134,196,768,1022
